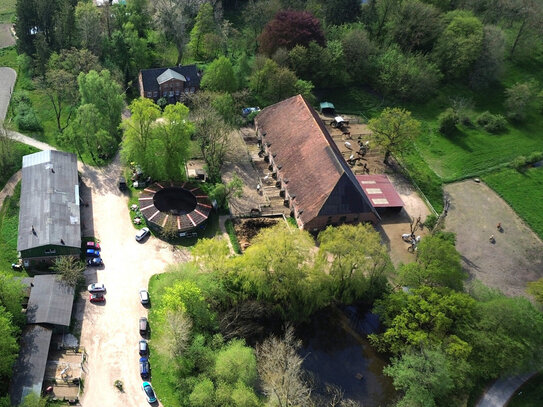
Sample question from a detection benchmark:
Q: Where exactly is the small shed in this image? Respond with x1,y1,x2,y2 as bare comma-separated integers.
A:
319,102,336,116
356,174,404,214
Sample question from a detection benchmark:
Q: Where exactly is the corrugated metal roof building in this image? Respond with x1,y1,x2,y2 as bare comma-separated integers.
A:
17,150,81,268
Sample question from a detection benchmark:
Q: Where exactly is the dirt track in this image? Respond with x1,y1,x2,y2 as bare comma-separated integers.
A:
444,180,543,297
76,155,189,406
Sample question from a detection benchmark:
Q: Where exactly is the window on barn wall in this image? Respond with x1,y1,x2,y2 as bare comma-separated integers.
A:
147,92,152,97
339,216,346,222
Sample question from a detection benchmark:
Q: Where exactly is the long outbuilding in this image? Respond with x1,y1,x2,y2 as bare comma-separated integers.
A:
17,150,81,268
255,95,380,231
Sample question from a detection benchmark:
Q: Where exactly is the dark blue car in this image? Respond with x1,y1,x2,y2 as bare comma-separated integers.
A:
86,249,101,258
140,357,150,379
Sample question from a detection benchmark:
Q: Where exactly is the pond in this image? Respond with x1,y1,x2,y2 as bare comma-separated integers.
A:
297,306,396,406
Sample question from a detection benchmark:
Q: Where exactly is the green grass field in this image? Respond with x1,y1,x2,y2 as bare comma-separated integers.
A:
0,0,15,23
483,167,543,239
507,372,543,407
0,183,27,277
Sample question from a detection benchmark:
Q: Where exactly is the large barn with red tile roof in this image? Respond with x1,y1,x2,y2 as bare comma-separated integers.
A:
255,95,380,231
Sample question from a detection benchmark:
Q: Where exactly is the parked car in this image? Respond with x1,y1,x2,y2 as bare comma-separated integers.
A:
179,231,198,238
142,381,156,403
139,339,148,356
87,257,103,267
242,107,260,117
118,176,127,191
139,317,148,336
135,227,150,242
86,241,101,250
139,357,150,379
89,293,105,303
139,289,149,305
86,249,101,258
88,283,106,293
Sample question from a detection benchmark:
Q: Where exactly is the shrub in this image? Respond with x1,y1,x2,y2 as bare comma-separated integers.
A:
504,81,537,121
510,155,527,172
15,103,42,131
527,151,543,164
424,213,438,230
476,111,507,133
438,108,459,135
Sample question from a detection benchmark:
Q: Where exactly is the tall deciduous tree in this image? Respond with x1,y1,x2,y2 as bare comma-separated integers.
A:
504,81,538,122
433,10,484,77
189,2,219,61
258,10,325,56
201,56,238,93
398,234,466,291
44,69,78,133
256,327,312,407
469,25,505,90
368,107,421,164
317,224,391,304
153,0,206,64
75,2,103,56
51,256,85,287
390,0,442,53
78,70,124,140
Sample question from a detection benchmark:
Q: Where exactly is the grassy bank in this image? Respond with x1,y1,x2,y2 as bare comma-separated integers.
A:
0,183,26,277
0,0,15,23
0,141,39,190
483,167,543,240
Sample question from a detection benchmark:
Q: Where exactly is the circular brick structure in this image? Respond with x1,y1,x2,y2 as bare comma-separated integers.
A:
138,182,212,232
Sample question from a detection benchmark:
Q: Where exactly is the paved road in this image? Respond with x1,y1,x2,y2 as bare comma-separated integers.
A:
0,67,16,121
476,372,537,407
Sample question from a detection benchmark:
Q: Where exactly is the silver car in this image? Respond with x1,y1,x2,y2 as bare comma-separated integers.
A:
135,227,150,242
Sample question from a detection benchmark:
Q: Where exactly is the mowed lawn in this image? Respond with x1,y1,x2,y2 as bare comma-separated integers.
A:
0,0,15,23
483,167,543,240
0,183,27,278
0,141,39,190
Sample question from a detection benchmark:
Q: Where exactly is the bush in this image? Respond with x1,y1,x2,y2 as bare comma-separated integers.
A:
438,108,459,135
527,151,543,164
15,103,42,132
476,111,507,133
510,155,527,172
424,214,438,230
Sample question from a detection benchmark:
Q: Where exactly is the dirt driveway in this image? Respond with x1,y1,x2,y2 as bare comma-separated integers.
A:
0,67,16,121
444,180,543,297
75,156,189,406
0,24,15,48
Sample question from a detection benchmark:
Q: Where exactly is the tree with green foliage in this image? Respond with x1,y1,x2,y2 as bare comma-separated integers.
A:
0,305,19,381
398,234,466,291
75,2,103,56
469,25,506,90
433,10,484,77
465,295,543,380
230,223,327,321
390,0,442,53
504,81,538,122
438,108,459,136
189,2,219,61
210,174,244,210
341,28,377,83
317,223,391,304
215,339,257,386
122,99,192,180
51,256,85,287
370,286,475,356
189,377,215,407
78,70,124,140
192,238,231,274
201,57,238,93
375,46,442,101
153,103,194,180
384,346,467,407
368,107,421,164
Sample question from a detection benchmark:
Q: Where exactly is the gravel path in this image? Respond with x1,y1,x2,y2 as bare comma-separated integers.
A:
0,24,15,48
476,372,537,407
0,67,16,121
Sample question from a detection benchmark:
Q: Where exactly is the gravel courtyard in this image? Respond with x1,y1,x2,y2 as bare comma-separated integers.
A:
444,180,543,297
